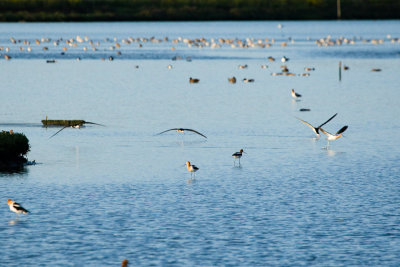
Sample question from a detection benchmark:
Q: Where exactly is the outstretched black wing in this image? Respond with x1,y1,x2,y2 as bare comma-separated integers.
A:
49,126,69,139
155,128,179,135
318,113,338,128
83,121,105,127
336,125,348,135
184,129,207,139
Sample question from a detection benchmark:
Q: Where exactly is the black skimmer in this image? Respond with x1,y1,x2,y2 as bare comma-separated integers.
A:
291,89,302,99
319,125,348,148
243,78,254,83
186,161,199,178
238,64,248,69
7,199,29,215
156,128,207,139
49,121,105,138
228,77,237,84
296,113,338,138
232,149,245,166
189,77,199,83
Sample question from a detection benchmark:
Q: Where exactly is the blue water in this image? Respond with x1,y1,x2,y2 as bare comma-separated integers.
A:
0,21,400,266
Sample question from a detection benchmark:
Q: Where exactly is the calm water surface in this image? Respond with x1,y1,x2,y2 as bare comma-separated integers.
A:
0,21,399,266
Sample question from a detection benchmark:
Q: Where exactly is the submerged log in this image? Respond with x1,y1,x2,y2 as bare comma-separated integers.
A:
42,119,86,127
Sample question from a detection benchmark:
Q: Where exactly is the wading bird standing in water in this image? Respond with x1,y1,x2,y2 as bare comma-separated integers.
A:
186,161,199,178
156,128,207,139
7,199,29,215
291,89,302,99
232,149,245,166
320,125,348,149
296,113,338,138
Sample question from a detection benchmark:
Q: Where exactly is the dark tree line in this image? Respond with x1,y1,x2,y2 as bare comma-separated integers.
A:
0,0,399,21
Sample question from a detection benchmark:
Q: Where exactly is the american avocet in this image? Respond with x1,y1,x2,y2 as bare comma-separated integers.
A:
296,113,338,138
156,128,207,138
189,77,199,83
238,64,248,69
232,149,245,166
49,121,105,138
121,259,129,267
320,125,348,148
186,161,199,178
228,77,237,83
7,199,29,215
291,89,302,99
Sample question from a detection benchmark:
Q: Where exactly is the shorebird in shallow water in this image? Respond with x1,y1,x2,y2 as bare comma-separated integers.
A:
7,199,29,215
156,128,207,139
291,89,302,99
186,161,199,178
232,149,245,166
228,77,237,84
296,113,338,138
320,125,348,148
189,77,200,83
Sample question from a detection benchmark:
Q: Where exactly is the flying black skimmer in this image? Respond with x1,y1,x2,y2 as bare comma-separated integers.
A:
232,149,245,166
49,121,105,138
296,113,338,138
189,77,200,83
320,125,348,148
186,161,199,178
243,78,254,83
156,128,207,139
291,89,302,99
7,199,29,215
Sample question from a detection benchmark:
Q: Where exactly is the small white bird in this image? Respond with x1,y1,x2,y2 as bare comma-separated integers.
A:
291,89,302,99
186,161,199,178
319,126,348,148
7,199,29,215
232,149,245,166
281,56,289,63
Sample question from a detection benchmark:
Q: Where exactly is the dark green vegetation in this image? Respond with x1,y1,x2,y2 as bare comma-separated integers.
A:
0,0,399,21
0,131,30,169
42,119,85,127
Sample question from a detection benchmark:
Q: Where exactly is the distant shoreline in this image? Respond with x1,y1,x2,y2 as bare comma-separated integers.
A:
0,0,399,22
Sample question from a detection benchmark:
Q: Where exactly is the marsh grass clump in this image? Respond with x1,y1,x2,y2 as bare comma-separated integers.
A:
0,131,30,168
